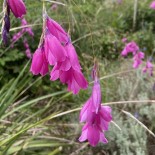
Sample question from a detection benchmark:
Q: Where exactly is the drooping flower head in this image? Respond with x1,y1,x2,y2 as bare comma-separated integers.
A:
150,1,155,10
79,63,112,146
30,11,88,94
50,43,88,94
7,0,26,18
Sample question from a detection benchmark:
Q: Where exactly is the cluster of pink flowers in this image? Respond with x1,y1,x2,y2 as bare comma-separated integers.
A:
30,14,88,94
11,18,34,58
150,1,155,10
79,65,112,146
121,39,153,75
121,41,144,69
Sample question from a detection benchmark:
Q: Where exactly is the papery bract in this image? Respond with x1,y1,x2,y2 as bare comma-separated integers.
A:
7,0,26,18
30,48,48,76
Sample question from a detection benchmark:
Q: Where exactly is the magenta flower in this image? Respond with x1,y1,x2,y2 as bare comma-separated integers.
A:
133,51,144,69
44,31,67,65
65,44,82,70
50,65,88,94
150,1,155,10
30,47,48,76
50,43,88,94
79,122,108,147
121,41,139,56
46,16,70,45
143,60,153,76
79,100,112,146
7,0,26,18
79,66,112,146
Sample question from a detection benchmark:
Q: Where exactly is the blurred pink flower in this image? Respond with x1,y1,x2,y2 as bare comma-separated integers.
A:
133,51,145,69
21,18,34,36
121,41,139,56
150,1,155,9
122,37,127,43
30,47,48,76
79,121,108,147
51,4,58,10
24,38,32,58
117,0,122,4
7,0,26,18
12,18,33,43
12,31,24,43
143,60,153,76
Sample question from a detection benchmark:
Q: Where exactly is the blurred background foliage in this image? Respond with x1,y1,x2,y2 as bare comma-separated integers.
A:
1,0,155,154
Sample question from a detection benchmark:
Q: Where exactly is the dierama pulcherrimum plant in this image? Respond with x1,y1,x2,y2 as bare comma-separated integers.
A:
79,63,112,146
30,8,88,94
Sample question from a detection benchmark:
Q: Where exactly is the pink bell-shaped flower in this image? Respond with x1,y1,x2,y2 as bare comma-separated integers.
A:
79,64,112,146
44,30,66,65
7,0,26,18
30,47,48,76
